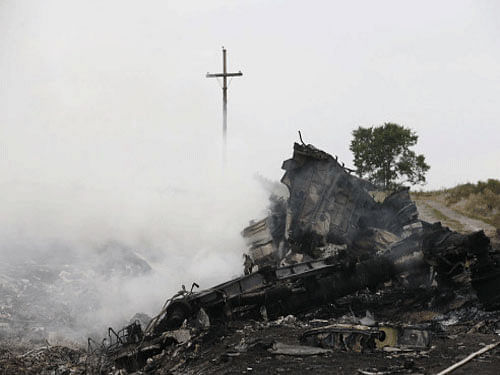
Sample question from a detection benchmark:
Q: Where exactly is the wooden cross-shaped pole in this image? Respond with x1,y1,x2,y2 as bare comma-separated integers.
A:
206,47,243,164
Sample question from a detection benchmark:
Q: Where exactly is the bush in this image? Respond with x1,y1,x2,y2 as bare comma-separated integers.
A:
492,213,500,229
445,179,500,206
464,189,500,217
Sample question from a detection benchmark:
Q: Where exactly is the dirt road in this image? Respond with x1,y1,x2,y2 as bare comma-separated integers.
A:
414,198,496,236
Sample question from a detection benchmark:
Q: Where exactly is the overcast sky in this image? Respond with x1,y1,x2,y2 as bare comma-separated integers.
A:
1,0,499,191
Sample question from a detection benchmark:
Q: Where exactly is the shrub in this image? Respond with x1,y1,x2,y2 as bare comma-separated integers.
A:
445,179,500,206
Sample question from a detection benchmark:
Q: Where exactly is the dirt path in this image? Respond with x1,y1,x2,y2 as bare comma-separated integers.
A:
415,198,496,235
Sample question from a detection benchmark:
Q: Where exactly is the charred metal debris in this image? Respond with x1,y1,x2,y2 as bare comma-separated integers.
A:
90,142,500,374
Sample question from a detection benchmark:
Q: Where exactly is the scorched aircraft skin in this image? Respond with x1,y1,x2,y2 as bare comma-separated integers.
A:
97,142,500,372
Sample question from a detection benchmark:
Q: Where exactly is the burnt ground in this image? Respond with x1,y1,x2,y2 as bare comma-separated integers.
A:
1,285,500,374
1,322,499,375
145,286,500,375
153,321,500,375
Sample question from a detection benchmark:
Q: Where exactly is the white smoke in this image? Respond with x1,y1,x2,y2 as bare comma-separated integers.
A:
0,0,281,343
0,167,269,342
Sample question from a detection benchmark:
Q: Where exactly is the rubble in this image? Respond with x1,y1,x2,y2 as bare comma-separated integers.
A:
2,141,500,374
116,144,500,341
0,344,86,374
79,142,500,374
0,241,152,344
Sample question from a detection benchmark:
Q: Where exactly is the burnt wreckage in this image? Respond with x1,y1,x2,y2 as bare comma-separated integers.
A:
98,142,500,370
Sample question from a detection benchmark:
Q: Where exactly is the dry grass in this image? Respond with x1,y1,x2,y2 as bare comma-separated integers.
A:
428,206,465,232
412,179,500,230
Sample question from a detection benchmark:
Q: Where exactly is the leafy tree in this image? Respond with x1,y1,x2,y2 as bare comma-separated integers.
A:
349,123,430,190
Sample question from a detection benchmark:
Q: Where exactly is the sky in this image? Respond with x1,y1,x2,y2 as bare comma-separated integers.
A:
1,0,499,191
0,0,499,336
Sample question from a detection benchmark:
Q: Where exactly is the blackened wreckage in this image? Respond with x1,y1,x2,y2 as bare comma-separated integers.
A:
98,142,500,371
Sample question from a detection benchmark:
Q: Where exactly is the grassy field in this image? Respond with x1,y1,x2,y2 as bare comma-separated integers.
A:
412,179,500,230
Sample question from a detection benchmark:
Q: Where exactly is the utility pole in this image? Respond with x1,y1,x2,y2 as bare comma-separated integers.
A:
206,47,243,164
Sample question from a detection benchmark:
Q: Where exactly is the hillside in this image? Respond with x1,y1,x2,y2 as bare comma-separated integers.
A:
411,179,500,239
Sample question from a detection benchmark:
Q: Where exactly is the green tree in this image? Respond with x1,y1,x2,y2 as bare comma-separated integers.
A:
349,123,430,190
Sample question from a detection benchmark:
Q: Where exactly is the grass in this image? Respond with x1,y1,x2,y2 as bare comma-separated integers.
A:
444,179,500,204
428,206,465,232
411,179,500,230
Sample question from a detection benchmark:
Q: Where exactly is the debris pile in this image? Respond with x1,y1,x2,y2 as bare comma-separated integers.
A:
86,309,500,374
0,241,151,343
2,142,500,374
0,344,86,374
